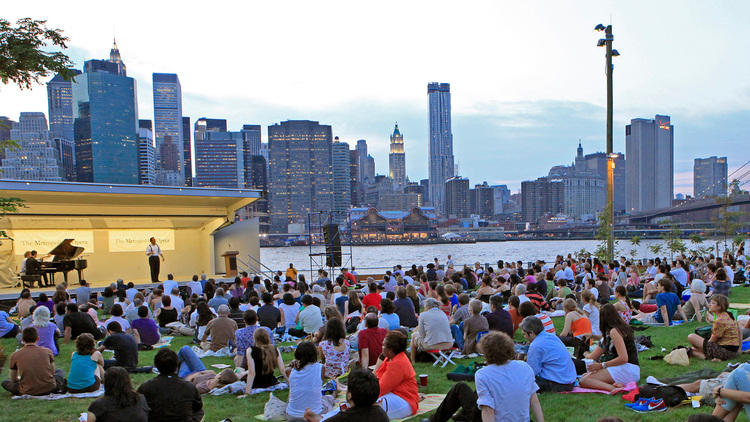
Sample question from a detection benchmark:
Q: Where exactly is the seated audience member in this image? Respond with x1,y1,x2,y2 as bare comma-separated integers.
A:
201,304,238,352
612,286,633,324
1,327,66,396
126,298,151,324
286,342,328,420
155,295,178,334
227,296,245,327
242,328,288,395
684,278,709,322
376,331,419,419
187,275,203,297
319,318,350,379
138,348,204,422
16,289,36,318
410,298,454,362
289,295,323,338
507,296,524,333
380,299,401,330
525,283,550,312
67,333,104,393
519,301,556,334
559,298,592,359
63,303,103,342
192,301,215,340
363,282,383,311
521,316,576,392
303,368,389,422
462,299,489,355
634,278,688,326
256,293,281,331
394,286,418,328
31,306,59,356
485,295,514,339
581,290,602,341
430,331,543,422
100,287,116,315
54,302,67,333
359,313,388,368
207,288,229,311
710,362,750,421
580,304,640,392
688,294,740,361
99,321,138,371
86,366,149,422
131,306,160,346
278,293,301,331
234,310,269,367
713,268,732,297
450,294,472,325
104,304,130,333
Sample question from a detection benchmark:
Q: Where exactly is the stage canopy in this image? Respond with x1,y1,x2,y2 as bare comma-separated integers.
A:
0,180,261,287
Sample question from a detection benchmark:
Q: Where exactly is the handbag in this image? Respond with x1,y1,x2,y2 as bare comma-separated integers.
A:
263,392,287,421
695,326,712,340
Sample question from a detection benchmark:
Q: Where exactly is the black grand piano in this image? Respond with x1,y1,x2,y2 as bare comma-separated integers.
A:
41,239,88,285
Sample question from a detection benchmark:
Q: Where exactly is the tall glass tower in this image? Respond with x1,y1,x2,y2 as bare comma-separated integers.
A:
268,120,333,233
388,123,406,189
73,43,138,184
428,82,454,214
152,73,184,185
625,115,674,212
332,138,352,217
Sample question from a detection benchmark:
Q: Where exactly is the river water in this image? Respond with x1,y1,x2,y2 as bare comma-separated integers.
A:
259,239,720,275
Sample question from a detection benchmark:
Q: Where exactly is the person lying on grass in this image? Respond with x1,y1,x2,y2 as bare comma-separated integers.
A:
687,294,741,361
580,304,640,392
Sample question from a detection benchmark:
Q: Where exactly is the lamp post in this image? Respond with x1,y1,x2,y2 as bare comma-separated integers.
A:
595,23,619,262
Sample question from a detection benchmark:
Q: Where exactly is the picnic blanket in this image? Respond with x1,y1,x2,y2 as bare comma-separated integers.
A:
210,381,288,396
252,393,445,421
191,345,233,358
561,381,637,395
731,303,750,310
12,387,104,400
152,336,174,349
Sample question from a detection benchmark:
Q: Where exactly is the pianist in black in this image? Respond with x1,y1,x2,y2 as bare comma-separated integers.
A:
24,250,50,288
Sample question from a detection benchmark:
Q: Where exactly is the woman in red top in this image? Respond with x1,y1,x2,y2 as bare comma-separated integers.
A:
375,331,419,419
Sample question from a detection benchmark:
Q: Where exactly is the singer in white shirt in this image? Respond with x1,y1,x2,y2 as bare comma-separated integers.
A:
146,237,164,283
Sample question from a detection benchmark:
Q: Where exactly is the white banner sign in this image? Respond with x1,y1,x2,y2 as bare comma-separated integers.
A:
108,229,175,253
10,230,95,254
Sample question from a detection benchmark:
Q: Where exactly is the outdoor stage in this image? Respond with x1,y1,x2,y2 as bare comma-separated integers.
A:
0,180,262,296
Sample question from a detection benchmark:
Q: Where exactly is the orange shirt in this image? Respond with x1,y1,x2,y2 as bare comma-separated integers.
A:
571,315,592,337
375,352,419,415
509,308,523,333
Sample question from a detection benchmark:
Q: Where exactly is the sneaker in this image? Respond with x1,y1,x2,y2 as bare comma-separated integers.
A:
625,398,652,409
640,398,667,413
631,398,655,412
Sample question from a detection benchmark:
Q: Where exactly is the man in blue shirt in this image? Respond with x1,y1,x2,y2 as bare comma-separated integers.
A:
521,316,576,392
634,278,687,327
670,260,689,288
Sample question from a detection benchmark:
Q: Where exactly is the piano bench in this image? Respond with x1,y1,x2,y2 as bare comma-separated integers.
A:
21,275,42,289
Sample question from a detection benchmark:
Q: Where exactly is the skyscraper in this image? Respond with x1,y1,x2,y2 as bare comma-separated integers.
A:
47,71,81,142
332,138,352,217
582,151,626,213
349,149,360,206
182,116,192,186
0,112,63,181
0,116,15,162
625,115,674,212
428,82,454,214
194,125,244,189
444,176,470,218
694,156,728,198
241,124,262,188
73,43,138,184
471,182,495,218
152,73,184,186
268,120,333,233
521,177,564,223
137,120,156,185
389,123,406,189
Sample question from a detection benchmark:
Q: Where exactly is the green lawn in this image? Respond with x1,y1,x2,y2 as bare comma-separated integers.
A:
4,290,750,422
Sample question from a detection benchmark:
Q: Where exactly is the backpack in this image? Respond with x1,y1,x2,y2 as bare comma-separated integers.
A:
638,385,688,407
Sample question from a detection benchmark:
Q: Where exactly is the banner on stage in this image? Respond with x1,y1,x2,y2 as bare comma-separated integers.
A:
10,230,95,254
108,229,175,252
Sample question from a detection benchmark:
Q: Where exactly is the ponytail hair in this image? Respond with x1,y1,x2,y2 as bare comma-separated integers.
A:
614,285,633,310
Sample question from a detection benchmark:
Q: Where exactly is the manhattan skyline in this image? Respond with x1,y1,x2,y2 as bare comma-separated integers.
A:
2,1,749,194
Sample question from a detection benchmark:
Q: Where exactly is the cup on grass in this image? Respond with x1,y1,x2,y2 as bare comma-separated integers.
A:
419,374,428,386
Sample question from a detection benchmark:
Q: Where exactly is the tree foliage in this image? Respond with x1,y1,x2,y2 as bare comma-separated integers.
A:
0,18,74,89
713,179,746,254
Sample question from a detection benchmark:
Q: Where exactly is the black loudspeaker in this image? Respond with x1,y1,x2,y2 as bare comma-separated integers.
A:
323,224,342,267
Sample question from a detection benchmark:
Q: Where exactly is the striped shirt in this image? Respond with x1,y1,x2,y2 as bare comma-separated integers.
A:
536,313,556,334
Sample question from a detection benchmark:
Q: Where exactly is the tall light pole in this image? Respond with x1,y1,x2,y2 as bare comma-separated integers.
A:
595,23,619,262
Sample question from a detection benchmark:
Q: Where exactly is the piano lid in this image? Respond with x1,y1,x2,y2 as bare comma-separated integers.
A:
48,239,85,260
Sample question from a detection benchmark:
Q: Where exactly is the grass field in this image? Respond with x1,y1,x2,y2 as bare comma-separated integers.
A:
4,290,750,422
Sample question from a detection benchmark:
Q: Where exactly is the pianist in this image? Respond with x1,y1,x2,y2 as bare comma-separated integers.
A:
24,250,49,288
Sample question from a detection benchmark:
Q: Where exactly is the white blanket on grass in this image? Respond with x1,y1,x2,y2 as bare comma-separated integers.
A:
12,388,104,400
191,345,233,358
209,381,288,396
